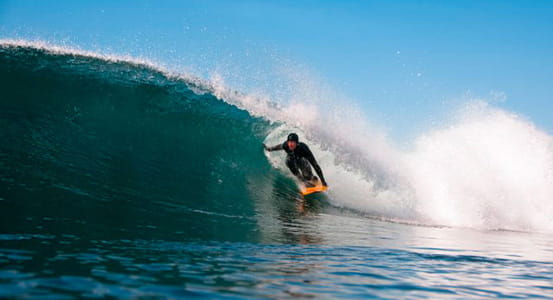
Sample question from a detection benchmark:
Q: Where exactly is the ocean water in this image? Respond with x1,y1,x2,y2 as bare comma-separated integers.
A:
1,42,553,299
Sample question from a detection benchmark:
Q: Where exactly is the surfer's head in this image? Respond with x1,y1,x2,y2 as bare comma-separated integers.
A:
287,133,299,150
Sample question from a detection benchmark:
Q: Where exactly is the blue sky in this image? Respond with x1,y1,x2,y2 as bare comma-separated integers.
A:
1,0,552,138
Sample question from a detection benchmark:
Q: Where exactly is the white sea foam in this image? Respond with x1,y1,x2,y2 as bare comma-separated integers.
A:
404,102,553,231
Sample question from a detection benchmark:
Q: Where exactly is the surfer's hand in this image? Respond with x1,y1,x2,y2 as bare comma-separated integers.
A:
322,180,328,187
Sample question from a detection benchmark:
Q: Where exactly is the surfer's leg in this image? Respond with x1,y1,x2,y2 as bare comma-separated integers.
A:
286,155,302,180
298,157,314,181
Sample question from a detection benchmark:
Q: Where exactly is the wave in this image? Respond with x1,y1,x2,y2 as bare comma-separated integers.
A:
2,40,553,233
0,41,279,241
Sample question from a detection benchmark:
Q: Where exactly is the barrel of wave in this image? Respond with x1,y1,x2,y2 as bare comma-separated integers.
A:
263,125,413,218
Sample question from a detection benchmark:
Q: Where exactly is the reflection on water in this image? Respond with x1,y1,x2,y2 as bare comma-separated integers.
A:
2,234,552,299
2,170,553,298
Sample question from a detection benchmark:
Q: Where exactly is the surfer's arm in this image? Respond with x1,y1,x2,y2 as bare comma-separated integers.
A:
304,147,328,186
264,143,284,152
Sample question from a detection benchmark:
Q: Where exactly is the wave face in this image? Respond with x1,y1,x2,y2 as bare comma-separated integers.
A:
2,41,553,235
0,43,284,242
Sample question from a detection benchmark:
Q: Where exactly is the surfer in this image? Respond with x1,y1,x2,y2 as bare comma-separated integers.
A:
264,133,328,187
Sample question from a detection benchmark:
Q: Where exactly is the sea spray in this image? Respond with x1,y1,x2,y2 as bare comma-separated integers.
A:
404,102,553,231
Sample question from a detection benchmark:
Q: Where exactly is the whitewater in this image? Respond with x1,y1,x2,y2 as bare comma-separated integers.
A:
1,40,553,299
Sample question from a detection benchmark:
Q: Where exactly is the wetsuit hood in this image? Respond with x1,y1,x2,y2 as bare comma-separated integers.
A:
287,133,299,143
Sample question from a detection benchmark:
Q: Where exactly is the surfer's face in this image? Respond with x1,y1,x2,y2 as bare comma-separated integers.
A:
287,141,297,150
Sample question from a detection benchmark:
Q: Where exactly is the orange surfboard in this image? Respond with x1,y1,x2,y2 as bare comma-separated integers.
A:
300,180,328,196
301,185,328,196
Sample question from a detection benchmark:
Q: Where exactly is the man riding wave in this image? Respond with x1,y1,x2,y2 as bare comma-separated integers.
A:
264,133,328,187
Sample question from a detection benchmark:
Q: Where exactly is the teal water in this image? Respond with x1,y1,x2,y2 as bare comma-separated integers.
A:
1,43,553,299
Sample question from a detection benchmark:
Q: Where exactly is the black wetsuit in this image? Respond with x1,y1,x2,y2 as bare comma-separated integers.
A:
266,142,327,186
